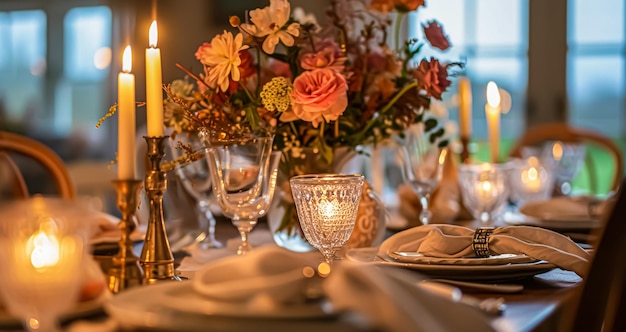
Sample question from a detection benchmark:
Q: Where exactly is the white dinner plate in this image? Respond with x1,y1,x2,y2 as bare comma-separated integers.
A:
518,198,603,224
386,251,537,265
105,281,336,330
346,248,555,282
503,211,601,231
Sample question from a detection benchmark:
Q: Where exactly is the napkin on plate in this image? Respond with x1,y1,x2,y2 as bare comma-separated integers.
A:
519,196,610,222
191,244,495,332
379,224,591,277
86,212,145,245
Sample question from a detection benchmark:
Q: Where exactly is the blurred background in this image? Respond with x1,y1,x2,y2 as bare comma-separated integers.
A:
0,0,624,213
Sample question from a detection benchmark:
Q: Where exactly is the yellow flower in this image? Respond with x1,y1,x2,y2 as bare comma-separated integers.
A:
201,30,249,92
260,77,293,112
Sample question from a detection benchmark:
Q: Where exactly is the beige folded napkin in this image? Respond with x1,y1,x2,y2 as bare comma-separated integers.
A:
191,244,494,332
520,196,609,222
86,212,146,245
379,224,590,277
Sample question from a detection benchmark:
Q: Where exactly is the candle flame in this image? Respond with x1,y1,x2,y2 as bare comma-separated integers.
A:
122,45,132,73
486,81,501,107
321,201,335,218
28,229,60,269
149,20,158,48
438,148,448,165
552,142,563,161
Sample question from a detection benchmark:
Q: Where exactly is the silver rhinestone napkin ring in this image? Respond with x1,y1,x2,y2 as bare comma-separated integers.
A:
472,227,495,258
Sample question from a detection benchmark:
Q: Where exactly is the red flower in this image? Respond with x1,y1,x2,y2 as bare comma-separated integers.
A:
395,0,424,12
413,58,451,99
238,49,256,82
423,20,451,51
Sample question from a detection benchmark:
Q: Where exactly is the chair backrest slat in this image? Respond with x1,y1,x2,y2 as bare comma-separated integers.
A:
0,131,75,199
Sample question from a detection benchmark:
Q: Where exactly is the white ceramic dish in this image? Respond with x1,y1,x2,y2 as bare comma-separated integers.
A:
346,248,555,282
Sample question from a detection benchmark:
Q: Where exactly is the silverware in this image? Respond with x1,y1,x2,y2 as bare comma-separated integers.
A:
418,281,506,315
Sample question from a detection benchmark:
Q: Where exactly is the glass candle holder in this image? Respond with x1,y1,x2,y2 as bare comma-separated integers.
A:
510,156,554,205
290,174,364,264
458,163,512,224
0,197,88,332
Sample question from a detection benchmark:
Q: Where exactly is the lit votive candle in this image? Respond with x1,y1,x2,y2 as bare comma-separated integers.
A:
520,157,542,193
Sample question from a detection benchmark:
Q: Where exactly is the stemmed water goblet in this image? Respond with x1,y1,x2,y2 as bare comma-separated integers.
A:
290,174,364,264
206,135,280,255
169,133,222,249
398,129,449,225
0,198,88,332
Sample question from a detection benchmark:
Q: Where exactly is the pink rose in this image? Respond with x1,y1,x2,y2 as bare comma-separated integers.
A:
300,42,346,72
194,42,212,65
291,68,348,128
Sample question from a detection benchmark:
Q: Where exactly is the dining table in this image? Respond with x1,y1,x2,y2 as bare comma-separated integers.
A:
39,209,588,332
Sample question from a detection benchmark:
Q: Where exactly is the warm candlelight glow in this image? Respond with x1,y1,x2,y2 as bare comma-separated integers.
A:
487,81,501,107
149,20,158,48
552,142,564,161
122,45,132,73
521,166,541,192
485,81,501,163
321,201,336,218
118,44,136,179
28,229,60,269
458,77,472,138
146,20,164,137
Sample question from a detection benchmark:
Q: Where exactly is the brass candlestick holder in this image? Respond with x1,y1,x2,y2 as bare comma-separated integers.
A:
140,136,181,283
108,179,144,293
460,136,471,164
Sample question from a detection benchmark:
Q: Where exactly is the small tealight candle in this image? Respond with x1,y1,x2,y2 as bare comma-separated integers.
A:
476,179,494,202
520,157,542,193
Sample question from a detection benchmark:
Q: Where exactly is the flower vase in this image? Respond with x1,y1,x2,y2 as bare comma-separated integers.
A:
268,148,387,252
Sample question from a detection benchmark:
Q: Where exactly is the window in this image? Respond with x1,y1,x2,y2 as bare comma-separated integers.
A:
0,10,46,128
567,0,625,137
0,5,111,152
409,0,528,141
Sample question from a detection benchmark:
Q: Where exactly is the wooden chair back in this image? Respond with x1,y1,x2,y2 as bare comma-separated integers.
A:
0,131,75,199
569,178,626,332
508,122,623,194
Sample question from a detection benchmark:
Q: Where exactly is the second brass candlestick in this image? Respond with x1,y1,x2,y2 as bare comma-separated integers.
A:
140,136,181,283
460,136,471,164
108,179,144,293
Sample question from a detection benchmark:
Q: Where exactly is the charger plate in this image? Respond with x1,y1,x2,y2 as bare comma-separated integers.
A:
346,247,555,282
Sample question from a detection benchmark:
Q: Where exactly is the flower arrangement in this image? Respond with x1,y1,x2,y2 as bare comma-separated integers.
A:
163,0,458,235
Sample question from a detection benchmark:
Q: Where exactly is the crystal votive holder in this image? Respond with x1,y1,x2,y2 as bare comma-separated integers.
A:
290,174,364,264
0,198,88,332
510,156,554,205
458,162,512,224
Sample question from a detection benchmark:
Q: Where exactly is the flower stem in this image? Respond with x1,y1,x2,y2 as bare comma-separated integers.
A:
394,12,406,53
354,81,418,141
239,80,256,103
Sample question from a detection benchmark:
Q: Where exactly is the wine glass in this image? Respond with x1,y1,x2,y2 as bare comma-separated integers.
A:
398,129,449,225
0,198,88,332
290,174,364,264
540,141,586,196
170,133,223,249
206,135,280,255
